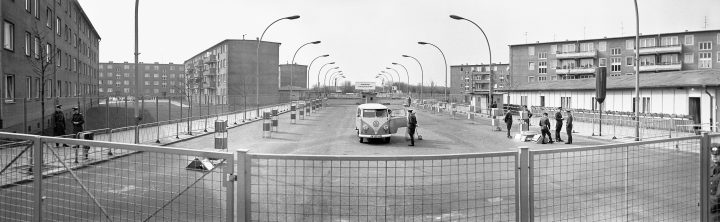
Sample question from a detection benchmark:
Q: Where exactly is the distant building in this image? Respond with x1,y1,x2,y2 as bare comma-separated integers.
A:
1,0,100,133
449,63,509,109
98,62,185,98
184,39,280,106
278,64,307,89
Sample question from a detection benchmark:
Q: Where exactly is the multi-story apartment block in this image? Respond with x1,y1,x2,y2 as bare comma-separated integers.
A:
278,63,307,89
1,0,100,133
506,29,720,129
510,29,720,84
184,39,280,106
449,63,509,107
98,61,185,98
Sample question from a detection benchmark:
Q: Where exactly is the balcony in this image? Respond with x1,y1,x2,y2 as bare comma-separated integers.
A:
639,44,682,55
638,62,682,72
555,66,596,75
555,50,597,59
204,67,217,76
205,55,217,64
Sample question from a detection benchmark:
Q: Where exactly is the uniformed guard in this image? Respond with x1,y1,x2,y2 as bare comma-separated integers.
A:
503,110,513,138
407,109,417,146
710,143,720,219
565,110,573,144
539,113,553,144
554,107,564,142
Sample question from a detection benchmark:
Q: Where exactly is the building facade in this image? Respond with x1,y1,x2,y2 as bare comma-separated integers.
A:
278,63,307,89
184,39,280,106
509,29,720,85
98,61,185,98
449,63,509,107
1,0,100,133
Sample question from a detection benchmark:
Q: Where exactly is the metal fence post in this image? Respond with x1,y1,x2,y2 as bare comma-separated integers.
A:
701,132,710,222
236,150,251,222
156,97,160,143
517,146,531,222
32,136,43,222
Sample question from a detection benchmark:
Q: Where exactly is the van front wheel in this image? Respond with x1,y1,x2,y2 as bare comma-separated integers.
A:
359,137,363,143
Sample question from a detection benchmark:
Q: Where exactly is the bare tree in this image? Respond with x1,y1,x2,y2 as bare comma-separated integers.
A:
24,21,57,136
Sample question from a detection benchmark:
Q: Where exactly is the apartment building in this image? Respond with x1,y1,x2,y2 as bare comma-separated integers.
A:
1,0,100,133
184,39,281,106
278,63,307,89
98,61,185,98
449,63,509,108
506,29,720,129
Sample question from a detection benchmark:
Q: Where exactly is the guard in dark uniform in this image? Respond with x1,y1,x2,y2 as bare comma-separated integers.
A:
565,110,573,144
554,107,564,142
407,109,417,146
539,113,553,144
503,111,513,138
710,144,720,220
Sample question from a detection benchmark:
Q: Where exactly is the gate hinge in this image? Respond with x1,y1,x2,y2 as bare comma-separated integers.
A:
226,174,238,182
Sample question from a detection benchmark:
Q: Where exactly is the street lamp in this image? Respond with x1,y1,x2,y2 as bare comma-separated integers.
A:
307,54,329,90
290,40,320,99
326,71,342,95
633,0,640,141
418,41,449,102
450,14,494,111
402,55,424,101
392,62,411,96
380,71,394,83
133,0,140,144
317,62,335,95
333,76,346,92
256,15,300,116
323,67,340,88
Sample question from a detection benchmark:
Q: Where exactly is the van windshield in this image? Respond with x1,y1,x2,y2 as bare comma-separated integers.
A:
362,109,388,118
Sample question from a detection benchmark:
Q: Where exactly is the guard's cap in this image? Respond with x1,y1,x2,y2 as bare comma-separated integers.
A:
407,109,414,112
72,106,79,110
56,105,62,108
712,143,720,155
566,110,571,112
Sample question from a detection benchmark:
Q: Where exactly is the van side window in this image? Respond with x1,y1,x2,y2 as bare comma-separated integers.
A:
357,108,360,117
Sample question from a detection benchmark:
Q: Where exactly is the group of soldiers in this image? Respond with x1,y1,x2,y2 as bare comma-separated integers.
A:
52,105,85,147
502,106,574,144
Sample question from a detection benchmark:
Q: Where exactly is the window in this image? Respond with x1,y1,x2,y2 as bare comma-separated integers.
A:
538,76,547,82
162,74,167,80
26,77,31,98
34,78,39,98
107,80,113,85
699,42,712,50
144,73,150,78
626,57,634,66
46,8,52,28
56,17,61,36
598,41,607,51
561,60,576,69
661,36,679,46
626,39,635,50
528,62,535,70
685,35,694,45
538,52,547,59
580,42,594,52
579,59,593,68
527,76,535,82
144,81,149,86
599,58,607,67
642,97,651,113
528,46,534,56
717,52,720,62
124,80,129,85
3,21,14,51
611,48,621,55
550,45,557,54
639,38,655,48
153,73,159,78
45,43,51,62
5,75,15,102
25,0,31,12
56,49,61,67
639,56,655,66
610,57,622,72
661,54,679,64
33,36,39,59
24,32,30,56
550,76,557,81
699,52,712,69
684,53,694,64
520,96,528,106
33,0,39,18
717,33,720,44
561,44,576,53
154,81,159,85
538,61,547,74
560,97,571,109
124,65,129,69
153,89,159,94
154,66,159,70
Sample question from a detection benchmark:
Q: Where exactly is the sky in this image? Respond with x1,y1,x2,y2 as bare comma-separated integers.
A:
79,0,719,87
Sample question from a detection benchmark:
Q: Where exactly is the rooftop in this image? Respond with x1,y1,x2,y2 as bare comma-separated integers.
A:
507,69,720,91
508,29,720,47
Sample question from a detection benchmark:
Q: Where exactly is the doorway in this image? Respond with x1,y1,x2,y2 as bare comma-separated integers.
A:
689,97,701,124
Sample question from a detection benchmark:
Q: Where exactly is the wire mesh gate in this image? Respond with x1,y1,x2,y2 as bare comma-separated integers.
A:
0,132,234,222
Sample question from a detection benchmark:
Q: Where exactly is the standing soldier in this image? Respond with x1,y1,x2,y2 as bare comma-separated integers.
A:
407,109,417,146
53,105,67,147
539,113,553,144
71,107,85,135
710,144,720,219
555,107,564,142
565,110,573,144
503,110,513,138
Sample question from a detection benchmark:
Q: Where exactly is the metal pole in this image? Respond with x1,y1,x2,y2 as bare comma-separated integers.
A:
421,43,449,102
133,0,140,144
257,16,297,118
155,97,160,143
307,55,328,90
633,0,641,141
405,55,424,102
393,63,411,97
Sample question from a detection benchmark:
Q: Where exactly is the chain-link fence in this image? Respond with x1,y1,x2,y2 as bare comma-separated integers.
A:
0,132,235,221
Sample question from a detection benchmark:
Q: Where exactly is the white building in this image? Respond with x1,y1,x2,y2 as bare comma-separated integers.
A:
506,69,720,129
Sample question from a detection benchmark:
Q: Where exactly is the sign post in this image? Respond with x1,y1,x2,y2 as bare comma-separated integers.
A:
595,67,607,137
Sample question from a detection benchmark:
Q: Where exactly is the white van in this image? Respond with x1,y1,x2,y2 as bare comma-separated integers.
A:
355,103,407,143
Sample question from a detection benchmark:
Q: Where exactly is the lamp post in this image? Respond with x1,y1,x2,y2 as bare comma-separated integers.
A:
316,62,335,96
633,0,640,141
133,0,140,144
450,15,494,110
402,55,424,101
392,62,411,97
307,54,329,93
380,71,394,83
290,41,320,100
325,70,342,89
333,76,345,92
418,41,449,102
385,67,402,91
256,15,300,116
